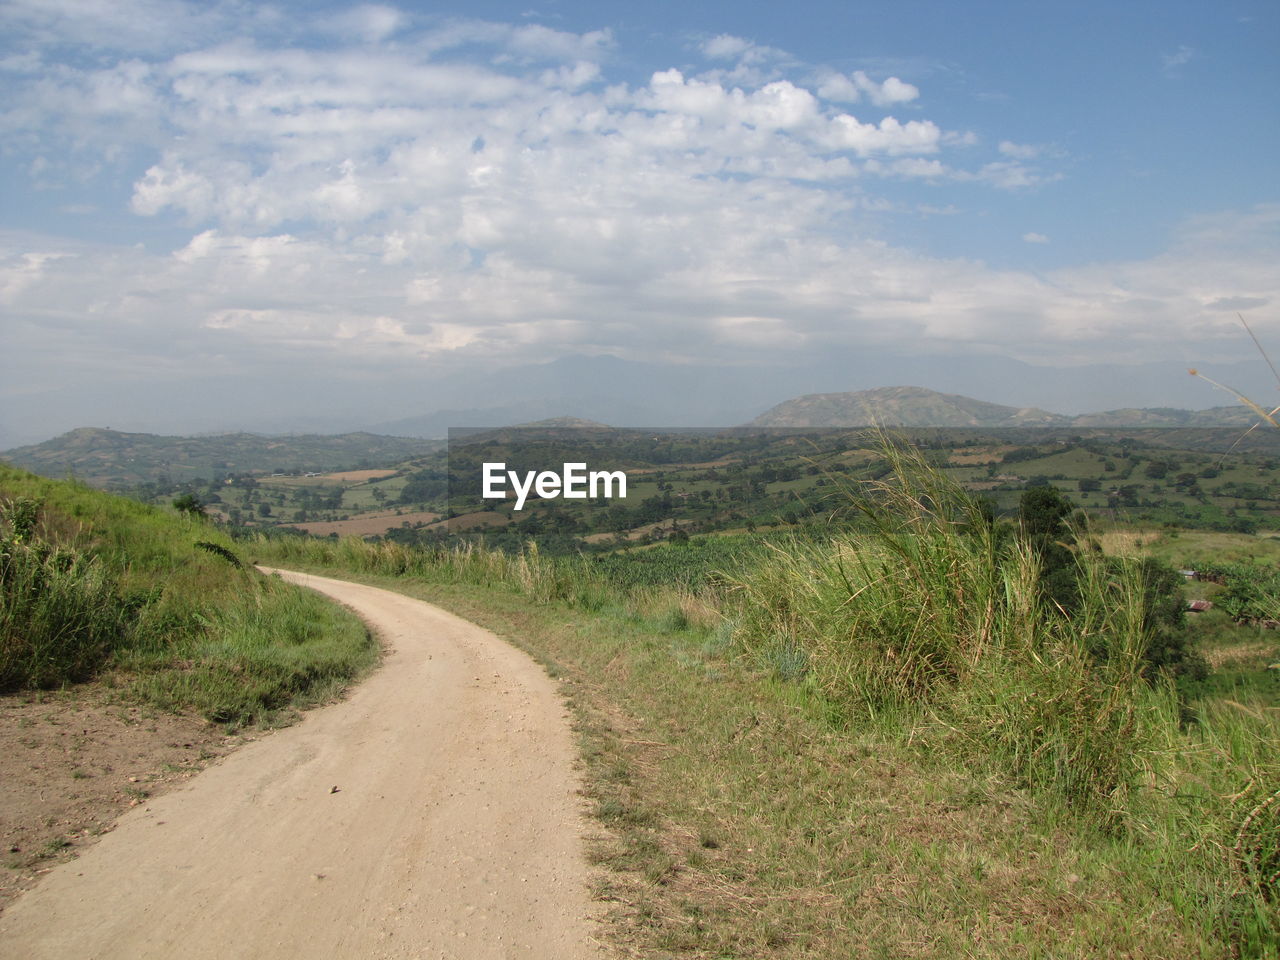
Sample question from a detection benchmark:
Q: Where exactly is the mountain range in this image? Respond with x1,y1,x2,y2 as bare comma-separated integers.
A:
750,386,1259,429
1,386,1267,486
0,427,441,486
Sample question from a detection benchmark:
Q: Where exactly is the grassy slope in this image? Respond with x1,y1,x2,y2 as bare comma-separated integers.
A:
0,464,376,726
250,534,1269,958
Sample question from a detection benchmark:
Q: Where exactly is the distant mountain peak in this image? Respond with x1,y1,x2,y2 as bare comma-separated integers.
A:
750,386,1066,428
511,417,614,430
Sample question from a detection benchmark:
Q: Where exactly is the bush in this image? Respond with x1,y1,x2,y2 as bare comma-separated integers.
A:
0,498,132,689
728,440,1166,816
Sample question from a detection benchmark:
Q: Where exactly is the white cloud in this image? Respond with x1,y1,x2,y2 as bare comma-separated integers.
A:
699,33,787,66
321,5,407,43
1022,232,1050,244
999,140,1040,160
6,203,1276,386
816,69,919,106
701,34,752,60
822,114,941,157
0,0,272,55
1162,45,1196,73
972,161,1060,190
11,7,1257,421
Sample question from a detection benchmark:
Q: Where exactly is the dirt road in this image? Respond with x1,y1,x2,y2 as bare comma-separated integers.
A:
0,569,599,959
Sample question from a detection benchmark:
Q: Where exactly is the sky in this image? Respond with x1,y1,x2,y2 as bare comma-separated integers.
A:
1,0,1278,444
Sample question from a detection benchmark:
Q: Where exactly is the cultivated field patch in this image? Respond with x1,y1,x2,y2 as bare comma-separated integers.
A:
289,510,440,537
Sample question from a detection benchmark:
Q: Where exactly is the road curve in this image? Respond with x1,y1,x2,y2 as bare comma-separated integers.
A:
0,568,600,959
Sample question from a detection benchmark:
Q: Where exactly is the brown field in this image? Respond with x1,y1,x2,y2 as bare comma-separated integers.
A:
948,445,1016,465
321,469,399,483
1203,638,1279,671
288,510,440,537
1096,529,1164,556
628,457,742,474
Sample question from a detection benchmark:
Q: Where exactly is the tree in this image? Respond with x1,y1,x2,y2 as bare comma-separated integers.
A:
172,493,204,516
1019,486,1076,608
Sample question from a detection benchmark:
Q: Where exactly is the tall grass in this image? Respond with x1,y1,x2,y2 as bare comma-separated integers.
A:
251,532,616,608
0,465,375,725
120,572,374,725
0,498,131,689
720,439,1280,948
728,441,1164,815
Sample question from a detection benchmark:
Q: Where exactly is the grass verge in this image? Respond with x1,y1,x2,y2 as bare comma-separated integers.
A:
252,549,1254,957
1,465,376,727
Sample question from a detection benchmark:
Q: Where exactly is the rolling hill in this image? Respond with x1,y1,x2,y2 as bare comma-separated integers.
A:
0,428,440,486
750,386,1257,429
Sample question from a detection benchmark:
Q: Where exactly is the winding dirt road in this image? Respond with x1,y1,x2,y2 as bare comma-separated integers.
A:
0,569,600,959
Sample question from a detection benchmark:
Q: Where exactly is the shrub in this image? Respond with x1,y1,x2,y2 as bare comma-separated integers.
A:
728,439,1168,816
0,498,132,689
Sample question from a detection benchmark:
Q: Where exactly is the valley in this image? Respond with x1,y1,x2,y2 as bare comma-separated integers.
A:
5,386,1280,956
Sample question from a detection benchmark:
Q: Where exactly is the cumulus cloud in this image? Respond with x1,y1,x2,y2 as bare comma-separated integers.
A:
816,69,919,106
10,4,1265,426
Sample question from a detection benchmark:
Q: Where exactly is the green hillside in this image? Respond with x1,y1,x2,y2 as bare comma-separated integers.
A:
1,427,440,486
751,386,1067,427
751,386,1259,429
0,464,374,725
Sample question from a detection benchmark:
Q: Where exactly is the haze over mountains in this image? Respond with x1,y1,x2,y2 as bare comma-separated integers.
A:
5,351,1276,451
2,386,1267,487
359,355,1274,439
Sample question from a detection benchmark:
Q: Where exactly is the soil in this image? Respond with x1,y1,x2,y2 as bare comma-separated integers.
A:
0,690,238,911
288,509,441,537
0,570,599,959
321,469,400,483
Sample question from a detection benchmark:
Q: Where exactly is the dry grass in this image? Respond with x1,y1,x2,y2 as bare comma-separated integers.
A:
583,520,675,544
289,510,440,537
1096,528,1164,557
1202,638,1278,671
947,445,1017,465
318,469,399,483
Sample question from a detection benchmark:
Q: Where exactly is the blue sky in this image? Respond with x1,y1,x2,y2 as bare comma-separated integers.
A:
1,0,1277,442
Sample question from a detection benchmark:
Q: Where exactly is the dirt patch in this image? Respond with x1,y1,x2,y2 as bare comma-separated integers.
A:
0,688,238,913
948,445,1016,465
320,469,399,484
288,510,440,537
